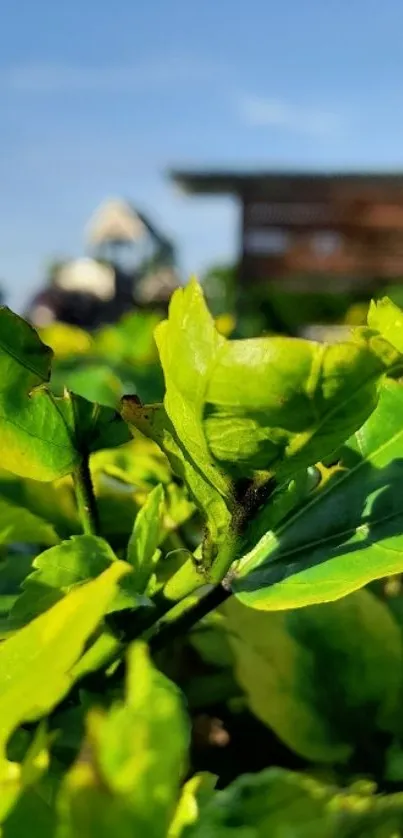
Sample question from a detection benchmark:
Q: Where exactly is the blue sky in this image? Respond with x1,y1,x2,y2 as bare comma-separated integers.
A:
2,0,403,310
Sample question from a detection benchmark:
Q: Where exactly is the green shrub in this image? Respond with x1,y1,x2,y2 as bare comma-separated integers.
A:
1,286,403,834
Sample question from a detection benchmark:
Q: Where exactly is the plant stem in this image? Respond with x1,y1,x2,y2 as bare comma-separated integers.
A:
209,476,277,584
73,458,100,536
146,583,231,652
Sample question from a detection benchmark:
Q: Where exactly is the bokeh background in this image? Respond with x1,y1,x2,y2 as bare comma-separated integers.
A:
3,0,403,337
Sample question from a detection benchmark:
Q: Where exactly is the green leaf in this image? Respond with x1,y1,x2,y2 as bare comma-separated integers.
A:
0,560,128,768
9,536,119,627
143,279,233,563
126,484,164,593
0,724,52,824
0,470,79,541
59,394,131,456
0,498,59,546
69,628,122,682
233,379,403,610
121,400,231,569
154,280,230,502
91,438,172,490
58,642,189,838
222,590,403,763
204,327,401,479
9,536,148,628
189,612,234,669
94,310,162,365
0,307,78,480
39,321,92,358
368,296,403,353
2,788,56,838
0,307,129,481
182,768,403,837
125,282,401,578
55,363,124,409
168,774,217,838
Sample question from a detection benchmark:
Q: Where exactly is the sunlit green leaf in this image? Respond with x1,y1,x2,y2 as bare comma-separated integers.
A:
368,296,403,353
125,282,402,581
121,399,231,568
0,307,78,480
204,327,401,479
9,535,149,629
126,484,164,593
168,774,217,838
58,642,189,838
0,561,128,769
39,322,92,358
234,379,403,610
9,536,119,627
0,308,129,482
95,435,170,479
154,280,231,500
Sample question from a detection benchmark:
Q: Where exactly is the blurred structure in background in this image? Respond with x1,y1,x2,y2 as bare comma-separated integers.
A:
171,169,403,337
171,170,403,290
27,199,179,329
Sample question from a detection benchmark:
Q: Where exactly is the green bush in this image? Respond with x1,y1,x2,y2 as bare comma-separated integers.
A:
1,286,403,834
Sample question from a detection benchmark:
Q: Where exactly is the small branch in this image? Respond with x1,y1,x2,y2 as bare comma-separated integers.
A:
147,583,231,652
73,458,100,536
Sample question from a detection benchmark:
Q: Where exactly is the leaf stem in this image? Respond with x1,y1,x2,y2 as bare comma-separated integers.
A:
73,458,100,536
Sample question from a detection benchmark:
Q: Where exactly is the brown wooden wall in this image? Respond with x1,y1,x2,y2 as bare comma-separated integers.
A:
240,184,403,288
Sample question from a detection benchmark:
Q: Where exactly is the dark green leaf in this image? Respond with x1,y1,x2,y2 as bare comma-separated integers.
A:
2,788,56,838
0,724,52,824
222,590,403,763
182,768,403,837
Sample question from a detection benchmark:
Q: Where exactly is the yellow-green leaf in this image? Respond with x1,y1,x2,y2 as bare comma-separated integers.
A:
58,642,189,838
0,561,128,768
222,590,403,763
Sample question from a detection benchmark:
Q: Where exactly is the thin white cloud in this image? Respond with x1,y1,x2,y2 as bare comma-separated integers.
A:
238,95,345,137
0,56,225,94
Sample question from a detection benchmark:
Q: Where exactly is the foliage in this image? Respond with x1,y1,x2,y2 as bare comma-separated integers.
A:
2,288,403,835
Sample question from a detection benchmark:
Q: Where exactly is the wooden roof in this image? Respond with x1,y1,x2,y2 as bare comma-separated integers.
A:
169,169,403,198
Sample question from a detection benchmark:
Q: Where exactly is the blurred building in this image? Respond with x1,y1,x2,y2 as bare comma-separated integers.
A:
170,170,403,292
27,199,179,329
